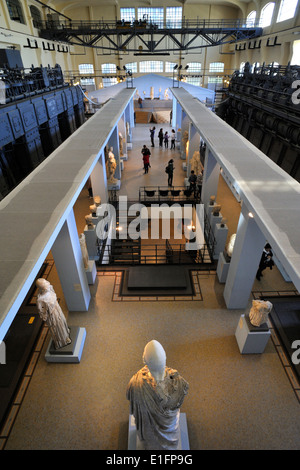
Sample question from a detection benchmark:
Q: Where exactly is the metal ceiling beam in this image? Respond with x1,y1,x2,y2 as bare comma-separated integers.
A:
39,18,262,53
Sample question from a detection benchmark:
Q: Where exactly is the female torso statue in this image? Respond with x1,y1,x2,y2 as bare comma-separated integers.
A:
249,300,273,327
126,340,189,450
36,278,71,349
106,147,117,184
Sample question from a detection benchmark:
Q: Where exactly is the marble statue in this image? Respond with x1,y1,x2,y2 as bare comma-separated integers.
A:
212,204,221,216
249,300,273,327
119,132,124,156
106,147,117,184
89,204,97,215
85,215,94,230
150,86,154,100
190,151,202,175
36,279,71,350
126,340,189,450
181,131,189,158
79,233,89,269
209,195,216,205
220,217,227,228
164,88,169,100
226,233,236,258
94,196,101,206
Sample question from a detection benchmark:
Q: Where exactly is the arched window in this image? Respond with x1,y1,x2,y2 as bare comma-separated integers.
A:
187,62,202,72
246,10,256,27
260,3,275,27
101,63,116,74
209,62,224,72
30,5,42,29
79,64,94,74
5,0,26,24
277,0,298,22
125,62,138,73
139,61,163,73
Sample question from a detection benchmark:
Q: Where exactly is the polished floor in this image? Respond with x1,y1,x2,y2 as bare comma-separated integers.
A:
1,123,300,451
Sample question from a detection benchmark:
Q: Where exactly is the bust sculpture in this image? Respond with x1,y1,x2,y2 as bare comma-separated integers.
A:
126,340,189,450
85,214,94,230
106,147,117,184
212,204,221,216
249,300,273,327
79,233,89,269
89,204,97,216
36,279,71,350
94,195,101,207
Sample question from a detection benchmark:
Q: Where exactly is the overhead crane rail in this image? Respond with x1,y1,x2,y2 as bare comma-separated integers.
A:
39,18,262,53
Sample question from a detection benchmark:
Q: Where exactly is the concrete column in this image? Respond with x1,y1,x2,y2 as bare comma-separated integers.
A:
187,123,200,177
90,151,108,204
51,208,91,311
108,126,121,180
202,148,220,208
223,203,266,309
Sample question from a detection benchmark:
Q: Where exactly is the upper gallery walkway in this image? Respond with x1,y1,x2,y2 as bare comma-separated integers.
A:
0,87,135,341
171,87,300,294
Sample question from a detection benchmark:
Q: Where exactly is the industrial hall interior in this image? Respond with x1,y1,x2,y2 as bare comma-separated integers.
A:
0,0,300,452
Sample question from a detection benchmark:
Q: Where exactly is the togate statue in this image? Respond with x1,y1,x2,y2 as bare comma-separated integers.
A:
79,233,89,269
181,130,189,158
226,233,236,258
106,147,117,184
190,150,202,175
249,299,273,327
126,340,189,450
119,132,124,156
36,279,71,350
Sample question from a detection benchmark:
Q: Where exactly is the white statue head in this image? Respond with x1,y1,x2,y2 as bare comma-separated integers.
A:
36,278,51,291
143,340,166,379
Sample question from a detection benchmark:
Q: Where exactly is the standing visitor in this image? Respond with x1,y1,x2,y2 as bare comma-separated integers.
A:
170,129,176,149
164,131,169,148
166,159,175,186
141,145,151,173
158,128,164,147
150,126,156,147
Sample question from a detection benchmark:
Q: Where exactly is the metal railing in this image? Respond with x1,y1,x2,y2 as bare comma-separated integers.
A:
139,186,201,204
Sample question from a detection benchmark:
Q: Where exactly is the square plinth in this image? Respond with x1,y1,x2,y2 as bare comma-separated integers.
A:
235,314,270,354
128,413,189,450
45,326,86,363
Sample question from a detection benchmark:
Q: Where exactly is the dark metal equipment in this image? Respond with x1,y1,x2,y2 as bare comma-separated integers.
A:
216,62,300,182
38,17,262,54
0,50,86,200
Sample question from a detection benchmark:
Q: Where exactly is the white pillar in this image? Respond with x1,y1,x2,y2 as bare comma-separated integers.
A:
187,123,200,177
223,203,266,309
202,148,220,208
51,208,91,311
90,151,108,204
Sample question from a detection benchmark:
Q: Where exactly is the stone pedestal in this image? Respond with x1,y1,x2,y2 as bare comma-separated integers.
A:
128,413,190,450
217,251,230,283
85,259,97,284
213,223,228,260
45,326,86,363
210,211,222,233
121,153,128,161
182,162,187,171
84,225,98,260
235,314,271,354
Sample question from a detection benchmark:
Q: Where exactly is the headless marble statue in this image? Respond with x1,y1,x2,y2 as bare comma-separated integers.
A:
106,148,117,184
249,300,273,327
36,279,71,349
126,340,189,450
79,233,89,269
